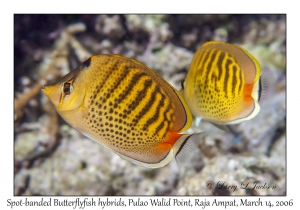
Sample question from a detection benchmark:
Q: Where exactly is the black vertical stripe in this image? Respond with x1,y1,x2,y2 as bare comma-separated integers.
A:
155,121,165,136
91,64,114,104
238,67,243,94
175,135,193,157
224,58,232,98
232,65,237,97
258,78,262,101
102,65,130,104
96,60,119,92
200,49,212,77
144,88,166,130
126,79,153,115
195,51,206,76
155,101,172,136
217,52,225,81
115,72,147,105
205,50,218,86
212,74,219,92
133,86,158,126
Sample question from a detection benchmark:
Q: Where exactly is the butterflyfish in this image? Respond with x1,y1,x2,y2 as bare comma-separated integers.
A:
42,54,205,168
182,41,269,126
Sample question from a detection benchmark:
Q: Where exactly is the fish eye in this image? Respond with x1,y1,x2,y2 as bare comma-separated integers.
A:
62,82,73,95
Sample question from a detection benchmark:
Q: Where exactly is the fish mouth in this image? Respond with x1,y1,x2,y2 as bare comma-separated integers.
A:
41,85,46,93
41,85,50,95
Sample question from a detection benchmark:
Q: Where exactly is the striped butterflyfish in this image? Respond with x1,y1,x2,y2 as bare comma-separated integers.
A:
182,41,269,126
42,54,205,168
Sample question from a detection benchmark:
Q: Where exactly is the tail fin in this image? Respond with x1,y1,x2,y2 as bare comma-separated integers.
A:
173,132,206,168
259,68,276,109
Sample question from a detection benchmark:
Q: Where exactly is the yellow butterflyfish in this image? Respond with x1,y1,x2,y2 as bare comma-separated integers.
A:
42,54,205,168
182,41,269,127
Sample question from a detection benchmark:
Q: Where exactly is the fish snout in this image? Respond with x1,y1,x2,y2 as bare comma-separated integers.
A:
41,85,53,97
